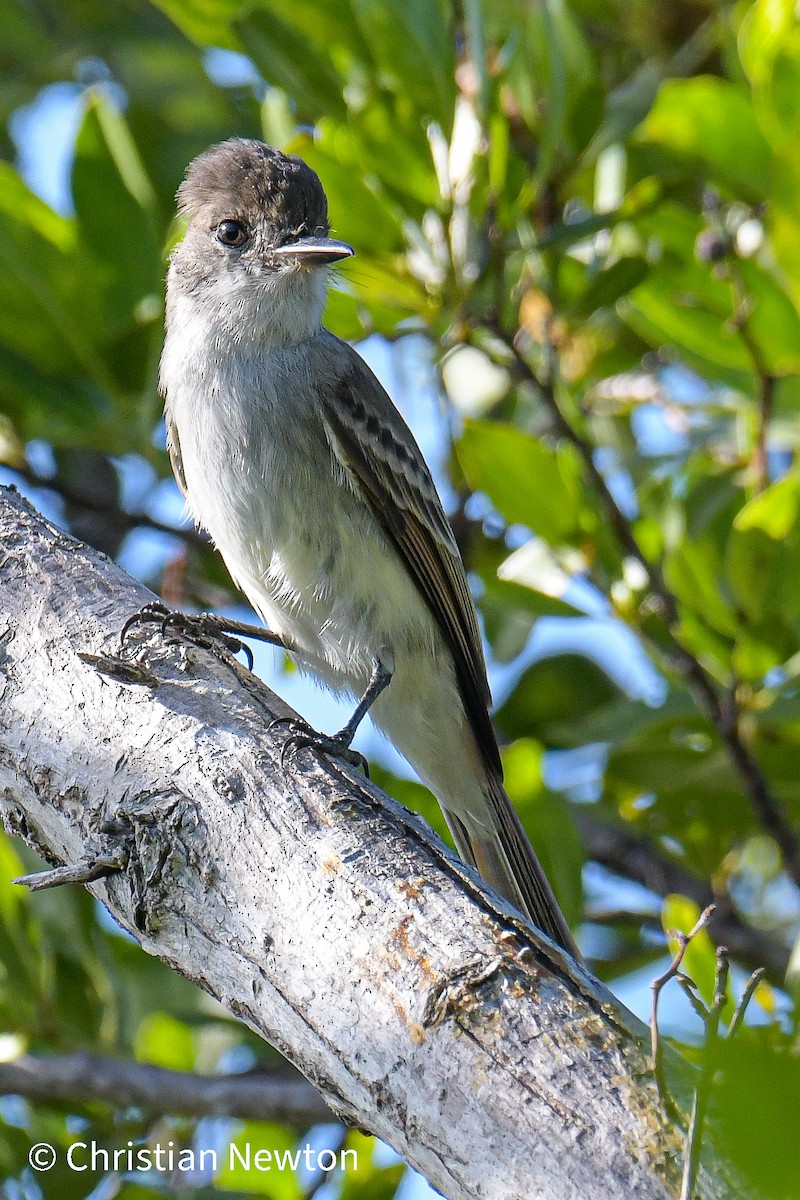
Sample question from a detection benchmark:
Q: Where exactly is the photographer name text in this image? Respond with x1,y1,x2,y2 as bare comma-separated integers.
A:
28,1139,356,1175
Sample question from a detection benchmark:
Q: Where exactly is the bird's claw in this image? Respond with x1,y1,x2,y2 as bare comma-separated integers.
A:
120,603,254,670
120,601,171,647
270,717,369,776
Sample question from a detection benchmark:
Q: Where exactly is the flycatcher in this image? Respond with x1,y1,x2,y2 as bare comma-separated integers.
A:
160,138,579,959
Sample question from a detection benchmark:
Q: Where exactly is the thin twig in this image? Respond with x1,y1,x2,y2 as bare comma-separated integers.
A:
14,850,128,892
584,906,660,928
753,371,776,493
304,1126,347,1198
726,968,766,1040
650,904,716,1113
6,461,209,548
676,975,711,1022
650,923,765,1198
726,265,777,494
680,947,729,1200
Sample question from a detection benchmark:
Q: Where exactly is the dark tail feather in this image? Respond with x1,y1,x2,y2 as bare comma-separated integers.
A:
444,776,581,961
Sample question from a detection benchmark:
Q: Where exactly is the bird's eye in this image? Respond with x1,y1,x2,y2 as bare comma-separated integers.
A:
216,219,248,247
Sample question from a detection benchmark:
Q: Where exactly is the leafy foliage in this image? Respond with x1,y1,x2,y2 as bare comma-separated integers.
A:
1,0,800,1195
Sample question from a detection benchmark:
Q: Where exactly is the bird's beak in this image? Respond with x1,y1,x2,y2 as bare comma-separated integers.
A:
271,236,354,266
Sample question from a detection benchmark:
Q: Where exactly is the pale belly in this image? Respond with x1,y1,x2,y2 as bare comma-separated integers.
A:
160,309,485,818
177,405,439,699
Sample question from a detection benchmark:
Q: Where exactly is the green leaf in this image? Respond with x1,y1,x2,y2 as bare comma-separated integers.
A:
338,1131,404,1199
235,9,348,120
683,466,741,542
732,624,792,681
621,287,753,389
740,0,800,153
574,256,649,316
529,0,568,186
477,538,582,660
618,202,756,384
734,472,800,539
147,0,247,49
768,154,800,312
638,77,771,201
664,538,739,638
217,1121,302,1198
713,1032,800,1198
135,1012,196,1070
486,575,582,622
318,107,438,207
0,835,41,1024
259,0,368,57
603,746,751,875
757,39,800,149
491,0,595,173
458,420,584,542
72,94,162,343
739,0,795,86
502,739,584,927
495,653,624,741
543,689,695,750
348,0,455,126
339,259,428,324
0,164,99,376
736,261,800,377
0,832,27,926
323,286,370,340
584,61,662,163
725,520,800,626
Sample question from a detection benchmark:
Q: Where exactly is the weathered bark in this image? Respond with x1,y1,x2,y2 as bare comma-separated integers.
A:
0,486,746,1199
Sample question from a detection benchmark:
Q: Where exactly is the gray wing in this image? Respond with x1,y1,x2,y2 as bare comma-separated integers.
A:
321,340,502,777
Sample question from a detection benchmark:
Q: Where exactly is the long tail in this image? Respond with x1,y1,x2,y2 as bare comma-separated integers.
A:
443,773,581,961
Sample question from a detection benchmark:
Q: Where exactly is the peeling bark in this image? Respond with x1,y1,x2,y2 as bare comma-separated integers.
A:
0,486,748,1199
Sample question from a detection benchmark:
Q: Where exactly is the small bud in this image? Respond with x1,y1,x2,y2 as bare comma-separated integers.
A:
695,229,728,264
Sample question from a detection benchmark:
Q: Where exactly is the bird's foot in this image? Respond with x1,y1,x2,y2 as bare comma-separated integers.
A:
270,716,370,777
120,601,254,669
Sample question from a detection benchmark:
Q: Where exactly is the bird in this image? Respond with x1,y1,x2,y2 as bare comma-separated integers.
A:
158,137,579,959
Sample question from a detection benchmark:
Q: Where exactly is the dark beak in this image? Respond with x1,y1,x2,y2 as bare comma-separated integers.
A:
271,236,354,266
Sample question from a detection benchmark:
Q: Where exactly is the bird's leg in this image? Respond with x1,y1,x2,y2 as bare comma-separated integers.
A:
123,601,393,775
120,601,289,671
272,658,393,776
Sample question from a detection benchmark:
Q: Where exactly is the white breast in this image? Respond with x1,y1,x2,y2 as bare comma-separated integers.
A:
161,310,438,697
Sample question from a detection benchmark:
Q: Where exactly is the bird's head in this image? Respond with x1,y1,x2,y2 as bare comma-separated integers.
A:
167,138,353,346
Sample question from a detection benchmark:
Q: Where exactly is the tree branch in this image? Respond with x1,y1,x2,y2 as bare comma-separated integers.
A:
5,460,209,550
0,485,753,1200
726,263,777,495
751,369,776,496
650,904,716,1114
0,1053,331,1127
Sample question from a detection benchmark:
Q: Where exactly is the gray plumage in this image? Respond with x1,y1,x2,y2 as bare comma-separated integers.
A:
160,138,579,959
